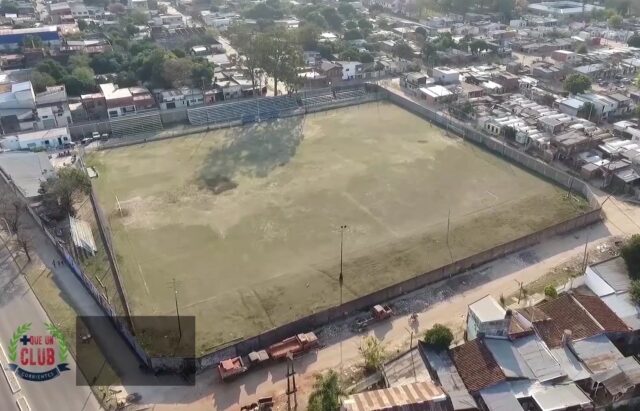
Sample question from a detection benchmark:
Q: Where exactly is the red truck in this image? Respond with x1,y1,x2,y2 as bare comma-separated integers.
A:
217,332,319,381
218,356,248,381
267,332,319,360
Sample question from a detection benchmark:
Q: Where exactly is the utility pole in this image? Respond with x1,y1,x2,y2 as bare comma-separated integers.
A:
406,327,417,383
173,278,182,342
446,208,454,270
286,352,297,410
339,224,347,372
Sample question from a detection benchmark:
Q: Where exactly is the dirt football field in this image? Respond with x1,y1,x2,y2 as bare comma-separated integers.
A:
88,102,589,353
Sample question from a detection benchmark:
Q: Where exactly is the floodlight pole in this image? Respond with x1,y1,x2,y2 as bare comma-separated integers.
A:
173,278,182,342
339,224,347,373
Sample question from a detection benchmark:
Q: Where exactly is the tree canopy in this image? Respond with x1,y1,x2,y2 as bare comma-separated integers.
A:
622,235,640,280
628,34,640,48
40,168,91,219
359,336,386,373
307,370,344,411
423,324,453,350
564,74,591,95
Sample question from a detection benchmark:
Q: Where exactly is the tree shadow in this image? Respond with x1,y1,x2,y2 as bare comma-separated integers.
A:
198,117,305,193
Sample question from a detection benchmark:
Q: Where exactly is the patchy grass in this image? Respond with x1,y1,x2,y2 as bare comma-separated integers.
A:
88,102,593,353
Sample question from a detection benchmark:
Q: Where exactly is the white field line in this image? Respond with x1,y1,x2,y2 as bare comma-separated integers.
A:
0,343,20,394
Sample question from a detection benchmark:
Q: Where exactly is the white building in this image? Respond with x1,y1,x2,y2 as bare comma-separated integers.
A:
336,61,363,80
466,295,507,340
201,11,238,31
432,66,459,84
0,151,55,199
1,127,71,151
157,88,204,110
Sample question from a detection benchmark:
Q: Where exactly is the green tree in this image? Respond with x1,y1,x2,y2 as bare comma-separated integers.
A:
322,7,343,31
255,29,303,94
630,280,640,304
345,20,358,31
162,57,194,88
358,18,373,31
578,101,598,121
544,285,558,298
607,14,623,28
344,29,363,41
470,39,489,55
628,34,640,48
30,71,55,93
576,43,588,54
621,234,640,280
423,324,453,350
306,12,328,29
393,41,415,59
69,53,91,68
22,35,43,48
191,59,214,89
307,370,344,411
337,2,357,19
77,19,88,31
359,336,386,373
244,2,283,20
40,168,91,218
564,73,591,94
36,59,68,83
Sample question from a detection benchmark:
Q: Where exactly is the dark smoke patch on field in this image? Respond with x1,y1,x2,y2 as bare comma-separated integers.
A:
198,117,304,193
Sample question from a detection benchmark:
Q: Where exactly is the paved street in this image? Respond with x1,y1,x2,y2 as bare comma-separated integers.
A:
0,237,100,411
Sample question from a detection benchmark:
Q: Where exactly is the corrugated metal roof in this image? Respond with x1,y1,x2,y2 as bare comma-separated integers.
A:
590,257,630,293
480,382,524,411
601,292,640,330
513,335,564,382
571,334,623,374
383,347,432,387
549,346,590,382
531,384,591,411
342,381,447,411
69,216,97,255
421,345,476,410
484,338,535,379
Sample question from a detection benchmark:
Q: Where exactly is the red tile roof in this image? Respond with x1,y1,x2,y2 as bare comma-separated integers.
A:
534,293,603,348
450,339,505,393
573,294,630,333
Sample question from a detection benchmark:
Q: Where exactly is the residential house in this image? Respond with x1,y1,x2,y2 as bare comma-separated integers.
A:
318,60,342,83
466,295,507,340
100,83,154,119
432,67,459,84
0,126,71,151
401,72,429,91
419,85,455,105
80,92,107,120
336,61,363,80
156,88,204,110
552,50,582,65
492,72,519,92
558,97,585,117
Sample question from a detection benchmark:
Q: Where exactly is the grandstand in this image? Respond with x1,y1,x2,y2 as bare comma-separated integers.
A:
187,95,300,126
110,111,163,138
300,86,368,108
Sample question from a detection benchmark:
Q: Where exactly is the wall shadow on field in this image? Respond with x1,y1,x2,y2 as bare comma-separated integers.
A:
198,117,304,193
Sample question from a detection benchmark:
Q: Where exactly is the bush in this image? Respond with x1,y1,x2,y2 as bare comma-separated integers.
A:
630,280,640,305
621,235,640,279
423,324,453,351
544,285,558,299
359,336,386,373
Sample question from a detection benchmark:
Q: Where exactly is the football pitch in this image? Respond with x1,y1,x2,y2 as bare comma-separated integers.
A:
88,102,589,353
